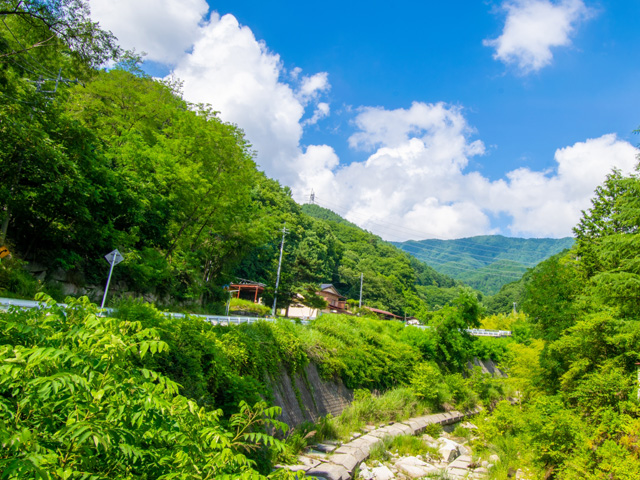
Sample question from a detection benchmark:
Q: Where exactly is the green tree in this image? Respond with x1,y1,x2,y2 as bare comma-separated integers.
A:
0,295,299,479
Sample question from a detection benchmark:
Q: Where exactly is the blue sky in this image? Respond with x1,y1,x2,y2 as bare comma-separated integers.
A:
89,0,640,240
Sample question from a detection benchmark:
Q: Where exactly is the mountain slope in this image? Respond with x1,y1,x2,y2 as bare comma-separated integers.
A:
393,235,574,295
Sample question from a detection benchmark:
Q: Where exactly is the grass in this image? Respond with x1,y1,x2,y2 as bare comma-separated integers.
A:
329,388,428,440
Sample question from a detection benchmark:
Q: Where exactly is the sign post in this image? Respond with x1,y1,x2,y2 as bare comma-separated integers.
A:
101,249,124,309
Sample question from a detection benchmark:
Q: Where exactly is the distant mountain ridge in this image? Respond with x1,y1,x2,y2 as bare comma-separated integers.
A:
393,235,574,295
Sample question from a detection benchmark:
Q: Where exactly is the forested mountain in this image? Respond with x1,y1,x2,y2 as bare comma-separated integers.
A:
393,235,574,295
0,7,465,320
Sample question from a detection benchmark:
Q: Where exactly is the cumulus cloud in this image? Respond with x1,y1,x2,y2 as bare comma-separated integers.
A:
169,13,311,184
297,103,638,240
303,102,331,127
484,0,593,73
487,134,639,236
293,103,494,240
88,0,209,63
88,1,637,241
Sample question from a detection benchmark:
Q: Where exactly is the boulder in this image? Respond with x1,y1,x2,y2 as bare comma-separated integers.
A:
438,438,462,462
370,465,395,480
394,456,439,479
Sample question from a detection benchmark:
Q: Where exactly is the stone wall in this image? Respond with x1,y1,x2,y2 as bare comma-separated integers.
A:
268,362,353,428
270,357,504,428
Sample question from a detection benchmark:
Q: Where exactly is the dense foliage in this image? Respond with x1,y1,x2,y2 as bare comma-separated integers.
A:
0,295,299,479
0,290,497,477
475,164,640,479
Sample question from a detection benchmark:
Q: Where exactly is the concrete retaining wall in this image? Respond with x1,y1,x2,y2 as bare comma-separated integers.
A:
268,362,353,428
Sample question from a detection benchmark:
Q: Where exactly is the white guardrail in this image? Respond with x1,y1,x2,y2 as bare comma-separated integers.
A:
0,297,310,326
0,298,511,336
410,325,512,337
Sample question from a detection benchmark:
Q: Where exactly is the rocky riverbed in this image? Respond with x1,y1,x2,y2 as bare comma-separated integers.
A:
280,411,531,480
356,425,498,480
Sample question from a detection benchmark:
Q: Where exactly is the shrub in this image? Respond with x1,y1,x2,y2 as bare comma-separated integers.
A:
410,362,451,410
0,295,298,479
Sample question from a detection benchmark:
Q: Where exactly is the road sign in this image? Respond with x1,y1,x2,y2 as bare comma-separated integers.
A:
104,249,124,266
101,249,123,309
0,246,10,259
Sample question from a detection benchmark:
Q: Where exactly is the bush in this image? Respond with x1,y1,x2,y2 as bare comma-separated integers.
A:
0,295,298,479
410,362,451,410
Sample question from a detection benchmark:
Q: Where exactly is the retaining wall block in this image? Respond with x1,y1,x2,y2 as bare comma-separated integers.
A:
334,445,368,463
403,419,422,434
329,453,359,473
368,429,392,439
306,462,350,480
394,422,414,435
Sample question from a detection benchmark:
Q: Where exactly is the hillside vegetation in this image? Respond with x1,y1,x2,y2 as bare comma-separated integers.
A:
1,288,507,478
472,167,640,479
394,235,574,295
0,4,465,319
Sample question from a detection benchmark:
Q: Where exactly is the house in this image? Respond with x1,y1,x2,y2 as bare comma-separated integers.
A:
283,283,351,319
317,284,349,314
285,294,320,320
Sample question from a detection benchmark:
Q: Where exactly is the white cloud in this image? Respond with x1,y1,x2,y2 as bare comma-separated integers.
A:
294,103,494,240
487,134,639,236
296,72,330,104
297,103,639,240
303,102,330,127
88,2,637,241
484,0,592,73
166,13,331,185
88,0,209,63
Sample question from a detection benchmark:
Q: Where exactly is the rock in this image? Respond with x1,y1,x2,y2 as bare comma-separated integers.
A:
516,468,526,479
438,438,462,462
395,456,429,467
371,465,395,480
461,422,478,430
358,464,375,480
489,454,500,463
422,434,435,442
394,456,440,479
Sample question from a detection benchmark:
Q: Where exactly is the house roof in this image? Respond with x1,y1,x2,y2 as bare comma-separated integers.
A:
319,283,345,298
365,307,401,319
232,278,266,287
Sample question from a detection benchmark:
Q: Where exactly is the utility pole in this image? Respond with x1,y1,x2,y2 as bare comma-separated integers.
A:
271,224,288,316
513,302,517,314
359,273,363,308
